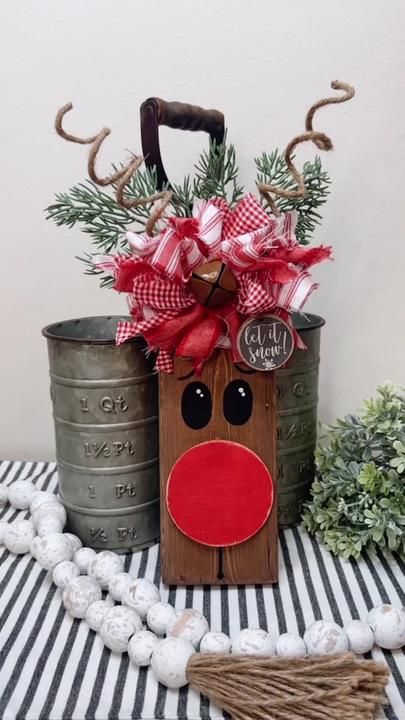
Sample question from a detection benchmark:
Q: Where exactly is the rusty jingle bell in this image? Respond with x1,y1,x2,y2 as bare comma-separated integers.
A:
188,260,238,308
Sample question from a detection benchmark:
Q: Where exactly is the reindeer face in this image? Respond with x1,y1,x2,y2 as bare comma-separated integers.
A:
159,351,277,584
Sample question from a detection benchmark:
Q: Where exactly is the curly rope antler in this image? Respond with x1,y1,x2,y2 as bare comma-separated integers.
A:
258,80,355,215
55,103,173,235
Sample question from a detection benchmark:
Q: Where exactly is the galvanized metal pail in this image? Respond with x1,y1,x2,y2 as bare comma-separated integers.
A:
42,316,159,552
276,312,324,527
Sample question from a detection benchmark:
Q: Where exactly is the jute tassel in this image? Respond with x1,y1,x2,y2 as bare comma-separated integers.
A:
258,80,355,215
186,652,388,720
54,102,173,235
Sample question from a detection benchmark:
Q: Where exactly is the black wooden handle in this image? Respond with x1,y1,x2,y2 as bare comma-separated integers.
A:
154,98,224,137
140,97,225,190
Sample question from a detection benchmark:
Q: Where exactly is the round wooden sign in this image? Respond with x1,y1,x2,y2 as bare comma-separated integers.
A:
237,314,294,371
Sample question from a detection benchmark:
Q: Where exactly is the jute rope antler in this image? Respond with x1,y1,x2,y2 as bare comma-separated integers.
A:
55,102,173,235
258,80,355,215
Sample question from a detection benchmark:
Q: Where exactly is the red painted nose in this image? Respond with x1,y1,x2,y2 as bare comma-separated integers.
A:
166,440,273,547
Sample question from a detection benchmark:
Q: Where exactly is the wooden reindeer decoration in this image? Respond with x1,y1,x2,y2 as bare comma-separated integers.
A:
160,354,278,584
55,82,354,585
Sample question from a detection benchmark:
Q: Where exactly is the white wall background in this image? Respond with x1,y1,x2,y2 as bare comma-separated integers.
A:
1,0,404,460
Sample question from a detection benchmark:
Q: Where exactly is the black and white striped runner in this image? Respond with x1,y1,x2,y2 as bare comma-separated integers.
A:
0,460,404,720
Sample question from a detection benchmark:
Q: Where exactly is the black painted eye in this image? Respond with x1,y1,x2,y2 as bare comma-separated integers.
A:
181,382,212,429
223,380,253,425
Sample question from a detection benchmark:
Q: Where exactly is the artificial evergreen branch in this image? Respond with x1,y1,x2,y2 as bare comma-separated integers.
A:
255,150,331,244
45,167,163,255
171,175,194,217
194,137,244,206
78,253,115,288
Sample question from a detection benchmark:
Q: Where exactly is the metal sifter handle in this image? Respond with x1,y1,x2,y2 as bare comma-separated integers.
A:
140,97,225,189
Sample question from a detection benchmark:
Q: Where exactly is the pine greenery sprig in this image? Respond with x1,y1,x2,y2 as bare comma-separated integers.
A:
78,253,115,288
171,175,194,218
193,138,244,206
45,167,163,255
171,140,244,218
302,384,405,560
255,150,331,244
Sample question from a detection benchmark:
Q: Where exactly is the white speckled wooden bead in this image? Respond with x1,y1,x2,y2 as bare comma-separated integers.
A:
232,628,275,655
4,520,36,554
122,578,160,619
166,609,209,649
88,551,124,590
0,485,8,507
52,560,80,588
0,520,8,544
85,597,115,632
35,516,65,537
108,572,133,601
63,576,102,618
100,605,142,652
29,535,41,559
276,632,307,657
35,533,73,570
64,533,83,554
146,602,177,636
200,631,231,654
151,637,195,688
30,491,60,515
33,502,67,527
345,620,374,654
367,605,405,650
128,630,159,667
8,480,37,510
73,547,97,573
304,621,349,655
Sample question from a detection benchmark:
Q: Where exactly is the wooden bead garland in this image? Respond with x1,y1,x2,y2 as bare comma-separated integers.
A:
276,632,307,657
52,559,80,588
200,631,232,654
87,550,124,589
100,605,143,652
128,630,159,667
232,628,275,655
63,532,83,554
73,546,96,573
4,519,36,554
108,571,133,601
63,575,102,618
85,597,115,632
0,478,394,717
146,601,176,636
303,620,349,655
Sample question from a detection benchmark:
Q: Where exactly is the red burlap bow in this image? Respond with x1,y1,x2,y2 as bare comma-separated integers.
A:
96,194,331,373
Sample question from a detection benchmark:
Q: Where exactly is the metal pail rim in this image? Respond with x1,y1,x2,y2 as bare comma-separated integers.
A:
292,312,325,332
42,316,143,345
42,313,325,344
